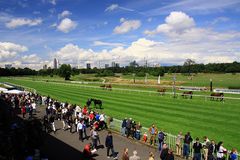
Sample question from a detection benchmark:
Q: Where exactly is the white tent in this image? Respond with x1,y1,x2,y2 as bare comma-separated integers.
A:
0,87,8,92
4,89,25,94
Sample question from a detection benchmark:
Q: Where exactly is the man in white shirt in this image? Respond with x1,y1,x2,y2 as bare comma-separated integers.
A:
77,120,83,142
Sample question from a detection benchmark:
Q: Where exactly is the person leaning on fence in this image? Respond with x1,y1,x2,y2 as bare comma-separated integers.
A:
121,118,127,136
183,132,193,160
143,132,148,143
216,141,227,160
158,129,167,151
207,140,216,160
149,124,158,146
176,131,183,156
202,136,211,160
193,137,203,160
229,148,238,160
135,122,142,140
126,118,132,138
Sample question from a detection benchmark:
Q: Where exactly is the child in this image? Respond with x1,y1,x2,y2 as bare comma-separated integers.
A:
143,132,148,143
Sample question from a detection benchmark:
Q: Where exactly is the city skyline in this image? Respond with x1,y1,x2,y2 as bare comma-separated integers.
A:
0,0,240,69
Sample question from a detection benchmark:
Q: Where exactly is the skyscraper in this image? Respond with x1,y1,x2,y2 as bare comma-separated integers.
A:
53,58,57,69
86,63,91,69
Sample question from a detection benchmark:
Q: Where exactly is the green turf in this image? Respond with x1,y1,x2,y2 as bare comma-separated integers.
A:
0,77,239,151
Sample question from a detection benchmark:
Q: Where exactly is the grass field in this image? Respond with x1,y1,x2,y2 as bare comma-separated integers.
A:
0,76,239,150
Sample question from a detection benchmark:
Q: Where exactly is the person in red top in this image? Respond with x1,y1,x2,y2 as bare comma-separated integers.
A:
83,143,92,158
82,106,87,115
89,111,95,125
21,104,26,118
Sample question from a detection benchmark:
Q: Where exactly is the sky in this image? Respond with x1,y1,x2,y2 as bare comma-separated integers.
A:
0,0,240,69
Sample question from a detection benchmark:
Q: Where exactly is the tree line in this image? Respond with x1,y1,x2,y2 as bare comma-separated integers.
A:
0,61,240,80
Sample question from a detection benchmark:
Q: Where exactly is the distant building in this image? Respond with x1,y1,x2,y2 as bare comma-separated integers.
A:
5,64,12,69
115,63,120,68
111,61,116,67
105,64,109,68
86,63,91,69
43,64,47,69
53,58,58,69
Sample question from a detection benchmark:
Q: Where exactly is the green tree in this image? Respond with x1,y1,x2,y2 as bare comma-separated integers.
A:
59,64,72,80
182,59,196,75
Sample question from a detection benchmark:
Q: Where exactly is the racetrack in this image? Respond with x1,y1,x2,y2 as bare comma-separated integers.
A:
1,77,239,151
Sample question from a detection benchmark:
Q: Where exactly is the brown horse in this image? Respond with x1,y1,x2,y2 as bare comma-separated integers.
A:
157,88,166,96
210,93,224,101
182,91,193,99
105,84,112,91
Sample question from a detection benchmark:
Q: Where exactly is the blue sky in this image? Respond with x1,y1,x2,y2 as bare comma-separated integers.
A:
0,0,240,69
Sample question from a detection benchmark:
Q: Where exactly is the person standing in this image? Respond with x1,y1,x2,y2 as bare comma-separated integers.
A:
77,120,83,142
149,124,158,146
176,131,183,156
121,118,127,136
229,148,238,160
160,143,169,160
122,148,129,160
158,130,167,151
208,140,216,160
129,150,141,160
193,137,203,160
183,132,193,160
105,131,117,159
21,104,26,118
203,136,210,160
49,115,56,133
216,141,227,160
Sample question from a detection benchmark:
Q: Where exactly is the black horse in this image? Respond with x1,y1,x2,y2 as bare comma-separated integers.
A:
90,98,102,109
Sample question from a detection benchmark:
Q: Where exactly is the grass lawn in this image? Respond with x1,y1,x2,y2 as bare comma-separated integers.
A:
0,77,239,151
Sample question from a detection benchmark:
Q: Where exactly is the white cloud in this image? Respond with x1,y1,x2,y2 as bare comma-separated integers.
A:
53,34,239,68
21,54,41,64
145,11,195,35
105,4,119,12
0,42,28,61
57,18,77,33
6,18,42,29
58,10,72,19
93,41,125,47
113,19,141,34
